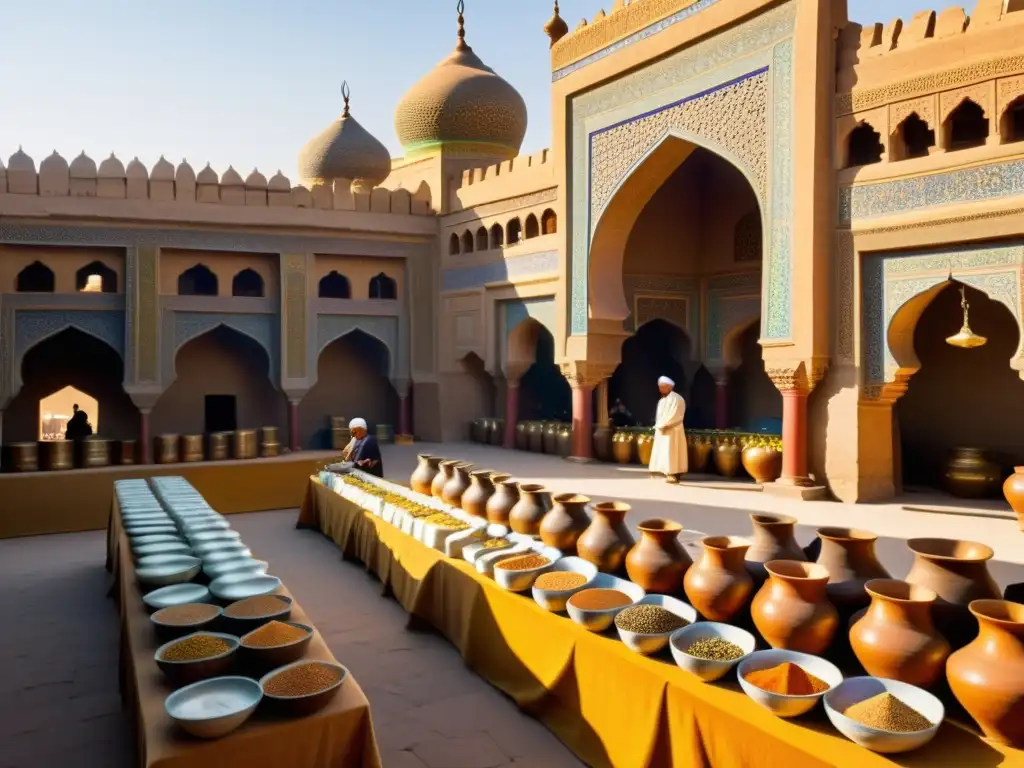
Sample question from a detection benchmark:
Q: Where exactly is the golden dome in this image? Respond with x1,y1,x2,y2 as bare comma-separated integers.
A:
545,2,569,48
394,1,527,159
297,82,391,189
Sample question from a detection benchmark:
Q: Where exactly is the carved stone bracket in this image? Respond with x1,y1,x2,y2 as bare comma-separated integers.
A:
766,360,830,394
559,361,614,390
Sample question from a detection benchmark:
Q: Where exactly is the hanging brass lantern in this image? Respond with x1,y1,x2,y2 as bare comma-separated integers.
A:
945,285,987,349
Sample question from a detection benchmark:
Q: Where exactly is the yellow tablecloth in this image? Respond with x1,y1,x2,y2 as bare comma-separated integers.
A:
298,478,1024,768
112,497,382,768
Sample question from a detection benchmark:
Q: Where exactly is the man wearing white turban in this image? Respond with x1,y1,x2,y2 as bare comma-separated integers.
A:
649,376,687,483
342,417,384,477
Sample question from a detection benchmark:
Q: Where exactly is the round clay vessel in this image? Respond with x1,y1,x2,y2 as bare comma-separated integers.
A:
689,437,712,473
462,469,497,518
431,460,457,498
539,494,592,553
943,447,1002,499
683,535,754,622
489,419,504,447
576,501,635,573
442,463,474,506
751,560,839,654
814,527,891,611
625,519,692,594
713,439,742,477
1003,467,1024,531
592,426,614,463
611,432,634,464
527,423,544,453
556,425,573,458
411,454,442,496
485,475,517,525
947,600,1024,747
515,422,529,451
741,443,782,484
508,483,552,536
636,433,654,465
543,423,559,455
745,514,807,584
848,579,950,688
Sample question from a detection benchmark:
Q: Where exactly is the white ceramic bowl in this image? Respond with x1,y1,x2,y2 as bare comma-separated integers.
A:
126,524,179,538
195,541,251,559
203,557,269,580
136,555,202,587
737,649,843,718
824,677,943,754
133,541,193,559
189,529,241,544
615,594,698,654
669,622,756,681
475,543,532,576
566,573,646,632
131,533,187,549
143,583,212,611
531,557,598,612
165,676,262,739
493,545,562,592
209,574,282,602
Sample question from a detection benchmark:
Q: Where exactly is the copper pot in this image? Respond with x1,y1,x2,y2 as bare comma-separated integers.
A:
515,422,529,451
741,442,782,484
10,442,39,472
542,423,559,455
611,431,634,464
485,475,517,525
462,469,497,518
540,494,591,553
713,438,742,477
118,439,137,465
489,419,504,447
592,425,614,462
208,432,231,461
471,419,487,444
814,527,891,611
688,435,712,473
431,460,457,498
81,438,111,468
180,434,204,463
260,441,280,458
1003,466,1024,531
751,560,839,654
625,519,691,594
260,426,279,444
745,514,807,584
527,422,544,453
577,501,635,573
943,447,1001,499
636,433,654,465
155,434,179,465
508,483,552,536
411,454,442,495
684,536,754,622
234,429,257,460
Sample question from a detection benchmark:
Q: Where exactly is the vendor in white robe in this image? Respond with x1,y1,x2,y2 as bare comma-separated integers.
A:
649,376,688,483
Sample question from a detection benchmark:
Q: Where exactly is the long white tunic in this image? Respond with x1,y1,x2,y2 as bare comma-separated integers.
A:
649,391,688,475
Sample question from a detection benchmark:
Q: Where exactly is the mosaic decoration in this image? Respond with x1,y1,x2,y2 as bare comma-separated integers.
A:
839,159,1024,223
283,254,308,380
706,295,761,361
634,297,689,332
315,314,403,381
172,312,277,381
764,39,794,340
14,309,125,365
442,250,558,292
135,246,160,383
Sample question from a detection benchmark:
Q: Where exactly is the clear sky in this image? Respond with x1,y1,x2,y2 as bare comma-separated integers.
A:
0,0,969,182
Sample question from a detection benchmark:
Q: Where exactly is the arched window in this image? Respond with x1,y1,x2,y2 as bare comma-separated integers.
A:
369,272,397,300
846,122,884,168
177,264,218,296
525,214,540,239
461,230,474,254
318,271,351,299
507,218,522,245
1000,96,1024,144
449,233,460,255
16,261,55,293
489,223,504,249
894,113,935,160
945,99,989,151
232,268,264,298
541,209,557,235
75,261,117,293
476,226,489,251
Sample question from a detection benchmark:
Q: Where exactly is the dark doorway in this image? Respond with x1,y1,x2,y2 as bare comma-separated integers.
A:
205,394,237,433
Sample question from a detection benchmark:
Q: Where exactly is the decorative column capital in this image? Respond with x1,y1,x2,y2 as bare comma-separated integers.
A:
766,359,830,394
559,360,613,389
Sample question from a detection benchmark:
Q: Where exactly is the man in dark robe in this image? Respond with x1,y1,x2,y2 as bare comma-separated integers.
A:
345,417,383,478
64,404,93,441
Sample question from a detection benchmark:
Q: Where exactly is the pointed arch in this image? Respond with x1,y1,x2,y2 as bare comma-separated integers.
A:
172,321,274,378
319,270,351,299
845,122,884,168
231,268,264,297
541,209,557,235
75,261,118,293
177,264,218,296
476,226,489,251
489,223,504,249
891,112,935,161
461,230,474,254
369,272,397,300
316,325,395,379
1000,95,1024,144
507,218,522,245
944,98,989,151
524,213,540,239
16,261,55,293
448,232,460,255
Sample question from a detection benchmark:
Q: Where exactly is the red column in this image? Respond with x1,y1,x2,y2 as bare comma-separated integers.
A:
139,409,151,464
503,381,519,449
288,401,300,452
779,389,810,485
398,394,410,436
715,380,729,429
570,383,594,459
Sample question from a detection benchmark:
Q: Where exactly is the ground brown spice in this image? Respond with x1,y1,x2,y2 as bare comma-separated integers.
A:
495,554,551,571
153,603,219,626
567,588,632,610
160,634,232,662
743,662,829,695
224,595,289,618
264,663,342,696
242,621,309,648
844,693,932,732
534,572,588,591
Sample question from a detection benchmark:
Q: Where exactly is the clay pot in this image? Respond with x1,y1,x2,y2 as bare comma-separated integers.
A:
556,425,572,458
741,443,783,484
814,527,891,611
691,437,712,473
592,426,614,462
611,431,634,464
515,422,529,451
636,433,654,465
625,519,692,594
905,538,1001,647
1003,466,1024,531
849,579,950,688
947,600,1024,747
431,460,457,498
508,484,552,536
442,462,475,506
485,474,517,525
751,561,839,654
489,419,504,446
462,469,497,517
577,501,635,572
943,447,1002,499
540,494,592,553
471,419,487,443
543,423,559,455
745,514,807,584
713,438,742,477
527,422,544,452
683,536,755,622
411,454,442,495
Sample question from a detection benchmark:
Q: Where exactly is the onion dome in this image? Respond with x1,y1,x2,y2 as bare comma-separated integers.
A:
245,169,267,188
221,166,244,186
8,147,35,172
297,81,391,190
545,2,569,48
176,160,196,184
268,170,290,191
394,1,527,159
151,155,175,180
69,151,97,178
99,153,126,178
126,157,148,179
196,163,219,184
40,150,69,174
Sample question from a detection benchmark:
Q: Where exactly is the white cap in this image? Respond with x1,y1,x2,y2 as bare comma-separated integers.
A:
349,417,368,431
658,376,675,388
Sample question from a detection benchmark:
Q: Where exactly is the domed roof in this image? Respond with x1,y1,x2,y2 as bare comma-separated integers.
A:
70,151,97,178
297,82,391,188
394,2,527,159
151,156,175,180
221,166,244,186
126,157,148,179
8,147,35,172
99,153,126,178
196,164,218,184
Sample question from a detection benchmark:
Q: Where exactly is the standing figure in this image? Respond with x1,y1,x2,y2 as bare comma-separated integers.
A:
64,404,93,441
649,376,687,484
609,398,634,428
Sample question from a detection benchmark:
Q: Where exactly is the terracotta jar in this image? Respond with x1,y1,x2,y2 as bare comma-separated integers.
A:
462,469,497,518
814,527,891,611
683,536,755,622
410,454,442,495
947,600,1024,747
745,514,807,584
636,433,654,465
713,437,742,477
943,447,1002,499
442,463,474,506
625,519,692,594
515,422,529,451
611,432,634,464
689,435,712,473
543,423,559,455
741,441,783,484
751,561,839,654
485,475,517,525
508,484,552,536
527,423,544,453
431,459,456,498
848,579,950,688
577,501,635,573
592,425,614,462
540,494,592,553
1003,467,1024,531
489,419,504,447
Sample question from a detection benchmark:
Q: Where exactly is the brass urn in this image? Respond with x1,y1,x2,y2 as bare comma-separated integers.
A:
741,437,783,484
713,434,742,478
155,434,180,465
10,442,39,472
180,434,204,463
688,433,712,473
208,432,231,461
556,424,573,457
543,422,560,455
611,431,635,464
527,422,544,452
514,421,529,450
636,431,654,465
943,447,1002,499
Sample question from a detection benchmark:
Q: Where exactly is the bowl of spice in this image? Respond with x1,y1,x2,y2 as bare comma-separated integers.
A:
737,649,842,718
669,621,755,681
239,621,314,672
151,602,224,642
164,675,263,739
259,660,348,715
531,556,599,612
222,594,293,631
615,594,697,654
566,574,646,632
824,677,943,754
493,551,557,592
155,631,240,687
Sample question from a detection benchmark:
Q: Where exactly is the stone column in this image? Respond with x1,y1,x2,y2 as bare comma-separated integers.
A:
596,379,610,427
288,400,301,451
767,364,826,487
139,409,151,464
570,382,595,459
502,377,520,449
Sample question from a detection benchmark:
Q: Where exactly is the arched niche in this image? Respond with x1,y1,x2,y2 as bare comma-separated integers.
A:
315,316,398,382
16,261,55,293
541,209,557,235
170,313,277,387
508,318,570,421
39,385,99,440
461,231,474,254
608,318,692,428
475,227,488,251
525,214,540,239
845,122,884,168
448,233,460,256
724,320,781,433
460,351,496,419
489,223,504,249
232,268,264,298
507,218,522,245
75,261,118,293
319,271,351,299
369,273,397,300
177,264,218,296
891,112,935,161
944,98,989,151
1000,96,1024,145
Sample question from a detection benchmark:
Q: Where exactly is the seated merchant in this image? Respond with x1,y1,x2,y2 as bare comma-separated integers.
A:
343,417,383,477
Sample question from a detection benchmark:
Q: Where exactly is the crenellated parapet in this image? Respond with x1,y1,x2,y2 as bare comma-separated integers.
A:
0,148,434,216
448,149,555,213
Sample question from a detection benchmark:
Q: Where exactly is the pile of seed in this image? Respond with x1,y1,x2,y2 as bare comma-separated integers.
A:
224,594,289,618
242,621,308,648
534,572,588,591
495,554,551,571
682,637,745,661
482,538,510,549
264,663,342,697
153,603,219,626
569,588,633,610
844,693,932,732
161,634,232,662
423,512,470,530
615,605,690,634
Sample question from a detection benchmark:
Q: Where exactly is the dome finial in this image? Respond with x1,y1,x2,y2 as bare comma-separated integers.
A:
456,0,468,51
545,1,569,48
341,81,351,118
